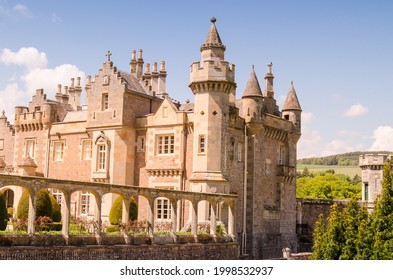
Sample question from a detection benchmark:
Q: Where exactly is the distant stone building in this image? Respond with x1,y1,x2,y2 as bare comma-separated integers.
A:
359,154,393,210
0,18,301,259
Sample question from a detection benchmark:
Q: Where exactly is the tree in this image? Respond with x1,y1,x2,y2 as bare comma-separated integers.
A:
0,192,8,230
369,159,393,259
310,214,326,259
296,173,361,200
312,159,393,259
109,196,138,225
17,189,54,220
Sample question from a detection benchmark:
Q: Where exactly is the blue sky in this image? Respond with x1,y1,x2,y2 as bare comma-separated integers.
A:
1,0,393,158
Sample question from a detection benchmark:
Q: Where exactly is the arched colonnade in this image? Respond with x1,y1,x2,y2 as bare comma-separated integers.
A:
0,174,237,238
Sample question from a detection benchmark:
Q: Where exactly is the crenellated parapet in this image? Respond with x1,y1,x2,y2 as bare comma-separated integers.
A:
359,154,393,170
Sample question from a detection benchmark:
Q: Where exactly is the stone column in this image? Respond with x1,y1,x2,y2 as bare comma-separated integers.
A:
121,195,131,243
148,198,155,236
94,195,102,235
191,201,198,235
210,202,217,236
171,199,178,235
27,190,36,235
61,192,71,238
121,195,130,225
228,202,235,237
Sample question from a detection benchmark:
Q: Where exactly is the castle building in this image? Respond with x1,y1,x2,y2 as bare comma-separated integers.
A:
359,154,393,210
0,18,301,259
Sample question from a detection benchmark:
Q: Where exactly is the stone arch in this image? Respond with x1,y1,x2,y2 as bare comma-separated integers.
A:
100,190,139,228
0,184,32,220
153,194,176,234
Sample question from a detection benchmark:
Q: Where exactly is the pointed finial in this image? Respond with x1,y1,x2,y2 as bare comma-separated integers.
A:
211,17,216,23
106,50,112,62
1,110,5,116
291,81,294,85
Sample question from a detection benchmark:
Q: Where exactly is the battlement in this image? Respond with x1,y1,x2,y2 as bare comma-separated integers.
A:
359,154,393,167
190,60,235,84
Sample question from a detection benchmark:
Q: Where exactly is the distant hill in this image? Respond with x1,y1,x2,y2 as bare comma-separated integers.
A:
297,151,392,166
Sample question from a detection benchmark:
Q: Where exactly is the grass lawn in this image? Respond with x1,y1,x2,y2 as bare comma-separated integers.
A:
297,164,361,178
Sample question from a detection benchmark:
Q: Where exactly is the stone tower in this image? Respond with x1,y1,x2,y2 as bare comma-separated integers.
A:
189,17,236,219
359,154,393,210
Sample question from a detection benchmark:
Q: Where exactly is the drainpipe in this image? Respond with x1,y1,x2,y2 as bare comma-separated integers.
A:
44,127,51,178
242,124,248,255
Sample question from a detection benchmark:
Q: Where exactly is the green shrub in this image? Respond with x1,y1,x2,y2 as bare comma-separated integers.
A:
109,196,138,225
106,225,120,233
16,190,30,220
17,189,56,221
49,194,61,222
0,193,8,231
36,189,52,218
49,222,62,231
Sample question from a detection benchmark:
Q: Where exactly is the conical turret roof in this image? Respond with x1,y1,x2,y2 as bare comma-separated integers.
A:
200,17,226,51
242,66,263,98
282,82,302,111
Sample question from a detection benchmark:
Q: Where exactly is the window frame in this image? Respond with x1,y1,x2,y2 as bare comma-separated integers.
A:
156,135,175,155
80,191,90,215
97,143,107,171
25,138,36,159
156,197,172,221
237,142,243,162
53,140,65,161
102,93,109,110
198,134,206,154
81,139,93,160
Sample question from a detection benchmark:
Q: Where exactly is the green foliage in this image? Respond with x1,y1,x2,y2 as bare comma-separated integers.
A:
17,189,59,221
16,190,30,220
312,159,393,259
106,225,120,234
296,172,361,200
109,196,122,225
35,189,52,218
49,195,61,222
109,196,138,225
0,193,8,231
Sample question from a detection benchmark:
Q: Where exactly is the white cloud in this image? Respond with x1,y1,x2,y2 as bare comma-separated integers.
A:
344,103,368,117
51,13,62,23
0,83,26,119
297,126,322,158
1,47,47,70
302,112,313,123
0,47,85,119
12,4,32,18
23,64,85,95
369,126,393,151
321,139,355,156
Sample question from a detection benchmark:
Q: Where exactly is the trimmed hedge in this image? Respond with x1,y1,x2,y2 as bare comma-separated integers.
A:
0,193,7,230
49,195,61,222
17,189,56,220
16,190,30,220
35,189,52,218
109,196,138,225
